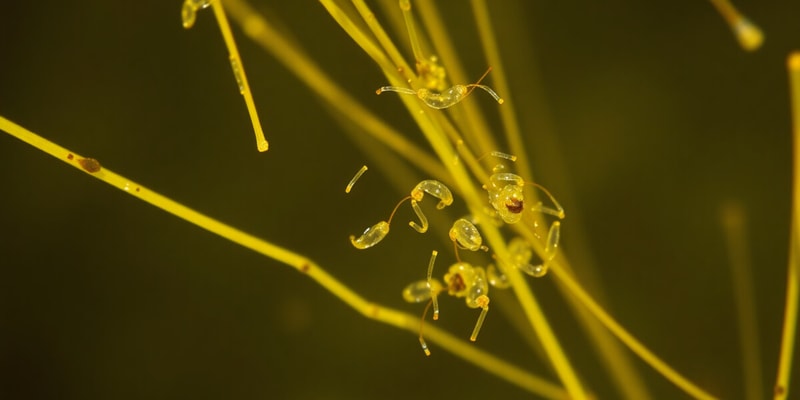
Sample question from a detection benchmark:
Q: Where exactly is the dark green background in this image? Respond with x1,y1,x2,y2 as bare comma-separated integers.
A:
1,0,798,398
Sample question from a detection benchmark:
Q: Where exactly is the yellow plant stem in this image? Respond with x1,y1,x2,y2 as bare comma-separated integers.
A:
720,202,763,400
0,114,566,399
207,0,269,151
774,52,800,400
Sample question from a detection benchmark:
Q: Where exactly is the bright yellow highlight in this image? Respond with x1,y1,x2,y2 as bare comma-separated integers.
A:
183,0,268,152
708,0,764,52
0,114,566,400
774,52,800,400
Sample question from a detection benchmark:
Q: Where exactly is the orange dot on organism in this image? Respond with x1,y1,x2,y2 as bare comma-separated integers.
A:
300,263,310,273
78,157,101,173
66,153,74,160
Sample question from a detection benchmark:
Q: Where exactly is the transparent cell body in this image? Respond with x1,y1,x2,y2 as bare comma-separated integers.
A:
402,279,443,303
487,172,526,224
444,262,488,307
449,218,485,251
411,179,453,209
349,221,389,249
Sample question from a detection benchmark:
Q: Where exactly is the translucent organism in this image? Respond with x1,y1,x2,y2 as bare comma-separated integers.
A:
485,170,565,224
449,218,489,262
376,68,504,109
350,179,452,249
345,165,368,193
403,251,491,355
181,0,211,29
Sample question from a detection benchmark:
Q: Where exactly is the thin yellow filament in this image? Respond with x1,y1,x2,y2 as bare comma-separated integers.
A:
707,0,764,52
208,0,268,151
720,202,764,400
774,52,800,400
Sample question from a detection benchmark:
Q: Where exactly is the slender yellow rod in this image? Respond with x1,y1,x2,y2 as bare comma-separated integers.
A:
0,114,565,399
707,0,763,52
183,0,268,151
720,202,764,400
774,52,800,400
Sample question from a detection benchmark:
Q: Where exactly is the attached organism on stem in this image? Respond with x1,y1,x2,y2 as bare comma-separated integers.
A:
403,250,491,355
350,179,453,249
376,67,504,109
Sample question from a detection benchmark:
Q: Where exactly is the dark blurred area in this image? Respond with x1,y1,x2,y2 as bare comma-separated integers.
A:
1,0,799,398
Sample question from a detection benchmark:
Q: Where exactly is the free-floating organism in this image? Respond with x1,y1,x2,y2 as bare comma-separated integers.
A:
345,165,368,193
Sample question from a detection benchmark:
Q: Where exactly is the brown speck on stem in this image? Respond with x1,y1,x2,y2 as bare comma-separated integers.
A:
300,263,310,273
66,153,74,160
775,385,785,396
78,157,101,173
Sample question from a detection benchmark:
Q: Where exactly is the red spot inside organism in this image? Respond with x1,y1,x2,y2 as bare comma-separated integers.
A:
451,273,465,293
66,153,74,160
300,263,310,273
506,199,524,214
